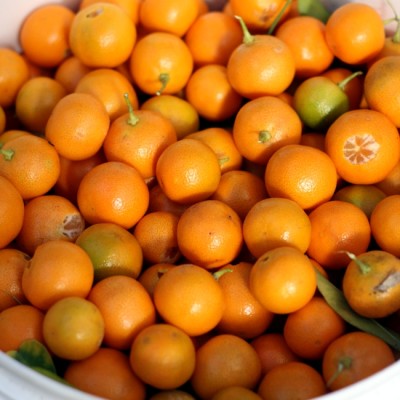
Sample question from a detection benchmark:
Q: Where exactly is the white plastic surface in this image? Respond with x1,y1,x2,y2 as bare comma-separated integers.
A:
0,351,104,400
1,350,400,400
321,0,398,34
0,0,398,51
1,1,400,399
0,0,81,51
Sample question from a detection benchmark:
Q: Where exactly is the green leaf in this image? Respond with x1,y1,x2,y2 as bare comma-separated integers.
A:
6,339,73,387
316,270,400,351
7,339,57,374
297,0,331,22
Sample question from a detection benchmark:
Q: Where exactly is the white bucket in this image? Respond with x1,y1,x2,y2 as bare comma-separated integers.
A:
1,350,400,400
0,1,399,399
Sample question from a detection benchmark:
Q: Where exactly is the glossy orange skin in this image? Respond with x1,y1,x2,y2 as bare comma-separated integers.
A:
153,264,225,336
249,246,317,314
227,34,295,99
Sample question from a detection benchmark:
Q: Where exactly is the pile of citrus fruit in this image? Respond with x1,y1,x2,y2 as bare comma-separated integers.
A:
1,0,400,399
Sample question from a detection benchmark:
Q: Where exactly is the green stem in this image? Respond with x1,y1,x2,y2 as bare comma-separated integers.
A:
337,71,363,92
156,73,170,96
326,356,352,389
384,0,400,43
123,93,139,126
218,156,230,166
343,251,371,275
258,131,272,143
0,147,14,161
393,21,400,43
268,0,292,35
213,268,233,281
235,15,255,45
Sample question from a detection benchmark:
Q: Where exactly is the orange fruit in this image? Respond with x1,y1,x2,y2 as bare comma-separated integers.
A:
322,67,364,110
275,15,334,78
0,130,28,144
74,68,139,121
325,109,400,184
129,323,196,389
229,0,291,32
76,222,143,282
243,197,311,259
307,200,371,269
155,138,221,204
190,334,262,399
211,386,262,400
0,304,44,352
103,107,177,180
210,169,267,220
22,240,94,310
369,36,400,64
77,161,149,229
0,248,29,312
332,184,386,219
42,296,104,360
322,331,395,391
0,106,6,134
292,70,365,132
15,76,67,134
226,18,295,99
283,296,347,360
139,0,199,37
0,175,24,249
138,263,176,298
342,250,400,319
79,0,142,24
257,361,327,399
45,92,110,161
133,211,181,265
325,3,385,65
299,132,326,151
185,64,243,122
264,144,338,210
364,55,400,128
0,134,60,200
370,194,400,257
249,246,317,314
0,48,29,108
88,275,156,350
69,2,137,68
53,150,107,204
21,54,53,79
149,390,196,400
19,4,75,68
216,262,274,339
309,257,329,279
176,200,243,269
17,194,85,256
148,184,189,216
186,127,243,173
196,0,210,15
232,96,302,165
184,11,243,67
153,264,225,336
250,333,299,375
140,94,200,140
130,32,193,96
54,56,93,93
64,347,146,400
376,158,400,195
